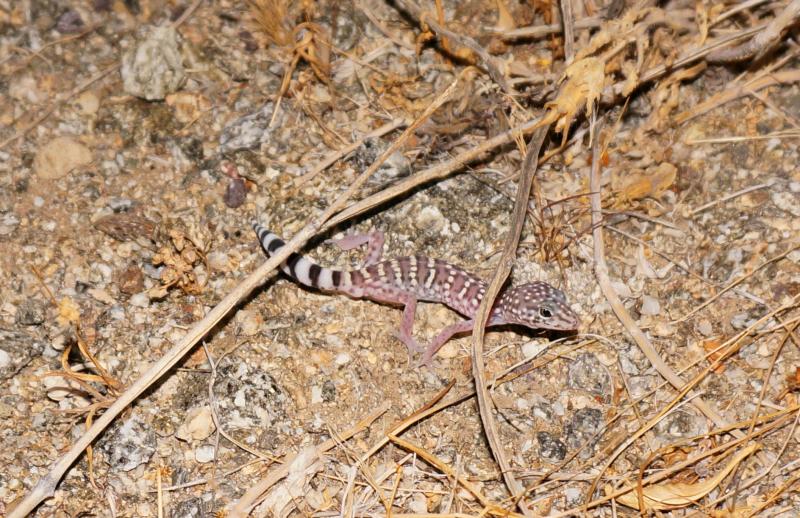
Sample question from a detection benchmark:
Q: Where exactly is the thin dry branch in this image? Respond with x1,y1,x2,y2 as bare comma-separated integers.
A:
499,17,602,41
470,126,549,517
708,0,800,62
675,69,800,124
589,120,739,433
560,0,576,62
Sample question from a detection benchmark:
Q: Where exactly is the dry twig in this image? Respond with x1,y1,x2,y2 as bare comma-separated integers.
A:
470,126,549,516
708,0,800,62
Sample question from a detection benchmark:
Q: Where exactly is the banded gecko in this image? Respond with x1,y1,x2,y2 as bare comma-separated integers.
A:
254,224,579,364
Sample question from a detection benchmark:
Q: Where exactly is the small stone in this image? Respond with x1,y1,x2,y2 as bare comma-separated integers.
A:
0,349,11,371
195,444,216,463
564,407,604,456
34,136,92,180
334,352,351,366
207,251,230,271
223,177,247,208
416,205,445,233
0,329,46,381
311,385,323,404
567,353,612,401
98,412,156,471
118,266,145,295
640,295,660,316
108,197,134,212
436,339,460,359
655,409,707,442
129,292,150,307
175,407,215,441
696,319,713,336
218,103,280,153
87,288,116,305
521,341,548,359
652,321,676,337
121,26,185,100
15,300,46,326
0,214,20,236
537,432,567,462
75,90,100,115
56,10,84,33
236,309,262,337
772,191,800,217
321,380,336,402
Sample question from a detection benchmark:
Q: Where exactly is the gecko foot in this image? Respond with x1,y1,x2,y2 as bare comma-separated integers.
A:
392,330,424,354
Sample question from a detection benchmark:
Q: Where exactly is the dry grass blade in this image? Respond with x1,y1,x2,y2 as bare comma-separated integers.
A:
470,126,549,517
587,120,737,434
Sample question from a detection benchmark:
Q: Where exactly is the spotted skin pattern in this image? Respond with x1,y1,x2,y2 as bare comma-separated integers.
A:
254,224,579,363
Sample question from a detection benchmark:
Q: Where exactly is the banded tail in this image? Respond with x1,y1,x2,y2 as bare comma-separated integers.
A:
253,223,344,290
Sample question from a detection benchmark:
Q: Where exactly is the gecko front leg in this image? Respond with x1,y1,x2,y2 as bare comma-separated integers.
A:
418,320,476,366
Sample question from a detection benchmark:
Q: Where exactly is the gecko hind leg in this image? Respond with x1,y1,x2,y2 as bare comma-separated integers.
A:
394,296,424,354
328,231,385,266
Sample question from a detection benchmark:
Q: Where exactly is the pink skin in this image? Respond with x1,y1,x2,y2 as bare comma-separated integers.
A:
329,232,579,366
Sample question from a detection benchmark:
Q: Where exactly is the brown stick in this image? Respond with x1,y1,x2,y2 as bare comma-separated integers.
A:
470,126,549,517
559,0,576,62
708,0,800,62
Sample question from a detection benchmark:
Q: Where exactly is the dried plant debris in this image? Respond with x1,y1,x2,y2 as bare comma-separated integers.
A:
150,226,210,297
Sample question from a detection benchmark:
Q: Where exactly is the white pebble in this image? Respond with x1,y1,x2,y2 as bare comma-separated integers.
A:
195,444,216,463
640,295,661,316
129,292,150,308
0,349,11,370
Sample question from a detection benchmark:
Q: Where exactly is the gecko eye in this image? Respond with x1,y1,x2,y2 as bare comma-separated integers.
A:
539,306,553,319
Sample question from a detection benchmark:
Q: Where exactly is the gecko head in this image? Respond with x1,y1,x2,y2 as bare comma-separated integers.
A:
495,281,579,331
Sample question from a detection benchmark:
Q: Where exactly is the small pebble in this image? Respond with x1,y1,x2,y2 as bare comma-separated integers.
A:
129,292,150,308
56,10,84,34
640,295,661,316
34,136,92,180
176,407,215,441
223,177,247,208
195,444,216,464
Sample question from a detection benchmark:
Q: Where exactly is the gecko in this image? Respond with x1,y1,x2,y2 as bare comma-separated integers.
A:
254,223,579,364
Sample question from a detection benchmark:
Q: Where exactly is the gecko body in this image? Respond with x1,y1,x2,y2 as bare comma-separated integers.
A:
254,224,579,363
